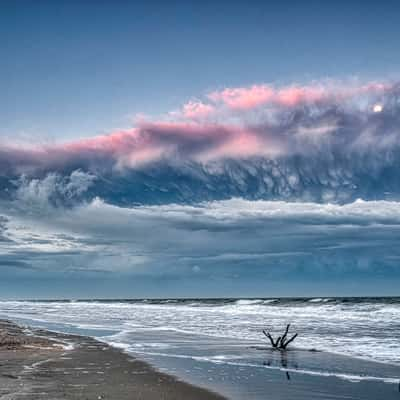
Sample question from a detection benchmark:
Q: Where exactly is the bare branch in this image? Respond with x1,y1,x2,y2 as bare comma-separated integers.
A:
280,324,290,347
263,330,277,347
281,333,298,349
262,325,298,350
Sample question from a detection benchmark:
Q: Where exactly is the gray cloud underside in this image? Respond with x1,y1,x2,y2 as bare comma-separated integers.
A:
1,197,399,283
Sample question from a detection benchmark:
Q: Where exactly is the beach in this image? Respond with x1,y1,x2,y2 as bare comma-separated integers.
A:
0,319,225,399
1,319,399,400
1,298,400,399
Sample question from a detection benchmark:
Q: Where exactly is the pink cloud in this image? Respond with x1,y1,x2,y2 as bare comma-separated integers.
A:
138,121,228,140
181,100,215,119
135,121,280,163
198,129,281,162
276,86,326,106
208,81,390,111
0,80,395,173
63,129,139,155
1,120,284,171
208,85,274,110
208,84,327,110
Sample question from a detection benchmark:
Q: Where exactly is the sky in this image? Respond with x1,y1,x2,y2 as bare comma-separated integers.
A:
1,0,400,298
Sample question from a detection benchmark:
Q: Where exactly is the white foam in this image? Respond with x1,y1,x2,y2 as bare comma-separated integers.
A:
106,341,132,351
235,299,264,305
1,299,399,366
308,298,332,303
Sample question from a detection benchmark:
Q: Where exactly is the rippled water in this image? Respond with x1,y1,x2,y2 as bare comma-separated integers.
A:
0,297,399,364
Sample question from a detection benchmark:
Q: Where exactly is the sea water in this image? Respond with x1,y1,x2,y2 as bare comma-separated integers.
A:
0,297,399,398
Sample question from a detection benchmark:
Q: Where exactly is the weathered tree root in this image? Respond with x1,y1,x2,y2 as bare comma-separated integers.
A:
262,324,298,350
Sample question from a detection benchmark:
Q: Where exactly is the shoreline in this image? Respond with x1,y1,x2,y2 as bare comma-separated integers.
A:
1,319,400,400
0,319,226,399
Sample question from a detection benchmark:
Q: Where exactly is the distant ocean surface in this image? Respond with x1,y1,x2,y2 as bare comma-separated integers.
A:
1,297,399,396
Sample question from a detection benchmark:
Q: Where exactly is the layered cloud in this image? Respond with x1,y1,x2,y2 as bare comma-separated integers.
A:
1,79,399,296
1,159,400,296
1,196,400,283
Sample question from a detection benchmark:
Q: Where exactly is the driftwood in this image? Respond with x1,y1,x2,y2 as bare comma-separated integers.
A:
262,324,298,350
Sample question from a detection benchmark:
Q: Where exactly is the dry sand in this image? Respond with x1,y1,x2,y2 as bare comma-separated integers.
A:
0,319,225,399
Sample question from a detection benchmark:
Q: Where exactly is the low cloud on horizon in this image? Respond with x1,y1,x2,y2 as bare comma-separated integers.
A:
1,188,400,297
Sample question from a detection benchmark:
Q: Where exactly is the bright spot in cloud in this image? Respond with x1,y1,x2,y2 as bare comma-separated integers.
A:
373,104,383,113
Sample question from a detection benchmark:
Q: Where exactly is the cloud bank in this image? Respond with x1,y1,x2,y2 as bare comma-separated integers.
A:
1,79,400,296
1,196,400,292
1,79,400,205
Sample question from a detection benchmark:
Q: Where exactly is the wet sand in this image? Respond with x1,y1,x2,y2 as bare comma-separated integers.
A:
0,319,225,399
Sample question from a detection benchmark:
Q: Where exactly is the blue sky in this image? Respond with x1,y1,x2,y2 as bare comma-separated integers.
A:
1,0,400,140
1,1,400,298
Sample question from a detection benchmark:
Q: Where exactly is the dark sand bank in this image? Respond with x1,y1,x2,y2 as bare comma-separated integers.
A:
0,320,225,399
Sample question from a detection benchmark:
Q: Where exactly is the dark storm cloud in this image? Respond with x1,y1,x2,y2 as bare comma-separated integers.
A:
1,196,399,282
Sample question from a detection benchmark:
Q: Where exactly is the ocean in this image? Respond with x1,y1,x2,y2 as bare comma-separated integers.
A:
0,297,399,399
